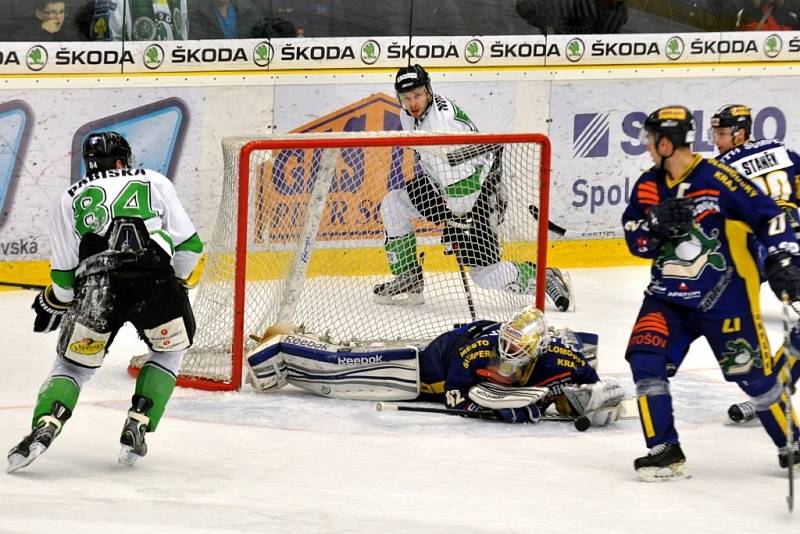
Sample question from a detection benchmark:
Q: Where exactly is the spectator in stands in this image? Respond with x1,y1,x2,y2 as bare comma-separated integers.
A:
189,0,259,39
736,0,800,30
6,1,81,41
75,0,188,41
516,0,628,34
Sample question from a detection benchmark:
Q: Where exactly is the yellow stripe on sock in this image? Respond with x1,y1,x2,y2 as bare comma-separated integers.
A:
770,401,789,430
638,395,656,439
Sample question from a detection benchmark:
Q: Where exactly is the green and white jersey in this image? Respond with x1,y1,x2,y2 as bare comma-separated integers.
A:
49,167,203,302
400,94,493,215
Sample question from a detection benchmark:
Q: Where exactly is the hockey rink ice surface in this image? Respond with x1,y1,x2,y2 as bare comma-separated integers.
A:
1,266,798,533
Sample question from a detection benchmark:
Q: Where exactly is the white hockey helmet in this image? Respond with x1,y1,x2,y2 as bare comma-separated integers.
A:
496,306,549,384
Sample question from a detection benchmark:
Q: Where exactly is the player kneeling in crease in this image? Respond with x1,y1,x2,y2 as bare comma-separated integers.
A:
7,132,204,473
623,106,800,482
373,64,574,312
709,104,800,425
246,306,625,428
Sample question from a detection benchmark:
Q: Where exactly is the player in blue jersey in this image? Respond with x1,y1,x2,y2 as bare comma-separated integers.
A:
710,104,800,424
247,306,625,427
623,106,800,481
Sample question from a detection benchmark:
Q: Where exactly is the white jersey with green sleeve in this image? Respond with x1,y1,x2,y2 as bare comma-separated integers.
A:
400,94,493,215
49,168,203,303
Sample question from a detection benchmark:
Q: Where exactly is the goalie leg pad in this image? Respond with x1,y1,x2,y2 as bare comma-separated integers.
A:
246,337,289,392
280,334,420,400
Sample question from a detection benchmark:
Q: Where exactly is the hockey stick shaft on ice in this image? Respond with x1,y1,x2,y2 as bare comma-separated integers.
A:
375,402,589,428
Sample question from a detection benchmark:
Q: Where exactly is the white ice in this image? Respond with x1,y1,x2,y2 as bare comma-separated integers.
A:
1,266,798,533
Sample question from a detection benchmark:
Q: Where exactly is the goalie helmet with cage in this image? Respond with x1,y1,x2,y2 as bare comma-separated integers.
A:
495,306,549,384
710,104,752,138
641,106,696,148
83,131,133,173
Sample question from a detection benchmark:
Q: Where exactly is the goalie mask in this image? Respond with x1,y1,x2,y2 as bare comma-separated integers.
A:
83,131,133,173
493,306,549,385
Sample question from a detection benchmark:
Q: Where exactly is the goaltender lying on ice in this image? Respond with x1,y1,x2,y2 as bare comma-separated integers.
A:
246,307,627,427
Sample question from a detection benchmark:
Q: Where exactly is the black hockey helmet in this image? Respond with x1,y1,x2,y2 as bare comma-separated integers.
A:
643,106,696,148
82,131,132,172
710,104,752,139
394,64,431,94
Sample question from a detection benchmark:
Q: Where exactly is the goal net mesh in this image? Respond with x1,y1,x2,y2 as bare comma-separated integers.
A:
131,132,551,390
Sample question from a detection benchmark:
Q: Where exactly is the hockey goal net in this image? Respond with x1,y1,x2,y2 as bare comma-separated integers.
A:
132,132,552,391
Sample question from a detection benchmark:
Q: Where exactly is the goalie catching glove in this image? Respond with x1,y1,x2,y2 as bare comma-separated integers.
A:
32,286,70,333
562,379,626,427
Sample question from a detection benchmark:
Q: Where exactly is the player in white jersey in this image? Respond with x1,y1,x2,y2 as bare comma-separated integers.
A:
373,64,574,312
7,132,204,473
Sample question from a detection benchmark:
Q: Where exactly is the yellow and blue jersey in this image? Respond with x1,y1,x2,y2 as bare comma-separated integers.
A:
622,155,798,311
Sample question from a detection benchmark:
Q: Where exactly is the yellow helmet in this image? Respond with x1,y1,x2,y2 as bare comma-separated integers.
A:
496,306,549,384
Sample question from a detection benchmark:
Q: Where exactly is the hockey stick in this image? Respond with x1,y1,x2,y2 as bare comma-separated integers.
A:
376,402,495,419
457,258,477,321
528,205,619,237
782,299,796,513
375,402,590,429
0,281,46,291
446,144,503,167
528,204,567,236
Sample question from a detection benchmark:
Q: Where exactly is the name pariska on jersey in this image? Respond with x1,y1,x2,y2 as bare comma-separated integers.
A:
68,168,147,198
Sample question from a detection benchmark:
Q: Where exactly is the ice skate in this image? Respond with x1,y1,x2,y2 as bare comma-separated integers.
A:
119,395,152,466
7,401,71,474
634,443,690,482
727,400,757,423
373,264,424,305
545,267,574,312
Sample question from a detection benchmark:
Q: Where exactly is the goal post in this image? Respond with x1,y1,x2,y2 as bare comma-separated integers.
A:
129,131,552,391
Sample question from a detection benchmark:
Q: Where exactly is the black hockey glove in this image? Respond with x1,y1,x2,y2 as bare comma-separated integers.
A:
647,198,694,238
32,286,70,333
765,251,800,303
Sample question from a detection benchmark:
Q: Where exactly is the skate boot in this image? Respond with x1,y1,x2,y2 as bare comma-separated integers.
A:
545,267,574,312
119,395,153,466
634,443,690,482
373,264,424,305
727,400,757,423
778,442,800,470
7,401,72,473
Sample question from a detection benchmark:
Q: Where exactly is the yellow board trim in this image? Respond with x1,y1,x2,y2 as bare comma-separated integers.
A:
0,238,649,290
724,219,772,375
638,395,656,439
5,60,800,80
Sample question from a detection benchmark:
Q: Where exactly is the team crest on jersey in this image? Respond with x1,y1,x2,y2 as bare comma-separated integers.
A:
656,227,726,279
718,338,762,375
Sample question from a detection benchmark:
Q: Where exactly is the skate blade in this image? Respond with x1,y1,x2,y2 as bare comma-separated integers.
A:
636,461,690,482
373,292,424,306
118,445,143,466
559,270,576,312
7,442,47,474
